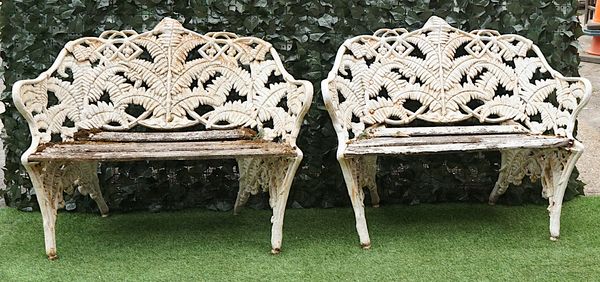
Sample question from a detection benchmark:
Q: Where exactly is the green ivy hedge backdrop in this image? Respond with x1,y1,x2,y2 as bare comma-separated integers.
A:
0,0,585,212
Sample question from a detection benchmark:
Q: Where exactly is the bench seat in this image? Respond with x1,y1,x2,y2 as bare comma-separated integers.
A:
29,140,296,162
345,134,572,156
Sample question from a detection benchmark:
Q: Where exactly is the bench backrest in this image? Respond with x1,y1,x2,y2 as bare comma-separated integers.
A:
13,18,312,146
322,16,591,141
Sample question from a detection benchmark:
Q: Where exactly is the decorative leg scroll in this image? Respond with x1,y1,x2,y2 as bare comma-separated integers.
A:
233,187,251,216
25,161,110,259
489,142,584,240
489,149,539,205
339,156,371,249
358,156,379,207
236,155,302,253
73,162,109,217
234,158,263,215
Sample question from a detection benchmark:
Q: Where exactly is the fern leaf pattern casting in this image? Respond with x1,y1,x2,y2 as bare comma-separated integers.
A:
15,18,311,144
324,16,590,139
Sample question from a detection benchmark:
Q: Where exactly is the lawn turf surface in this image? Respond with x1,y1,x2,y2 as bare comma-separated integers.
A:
1,197,599,281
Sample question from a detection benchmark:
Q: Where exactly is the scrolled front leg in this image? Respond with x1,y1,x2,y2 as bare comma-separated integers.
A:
26,160,113,259
266,156,302,254
539,142,584,241
25,162,63,260
339,157,371,249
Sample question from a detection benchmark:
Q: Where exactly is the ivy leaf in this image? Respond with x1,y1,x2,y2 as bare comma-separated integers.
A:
97,0,110,9
244,15,260,31
254,0,267,8
317,14,338,29
71,0,85,8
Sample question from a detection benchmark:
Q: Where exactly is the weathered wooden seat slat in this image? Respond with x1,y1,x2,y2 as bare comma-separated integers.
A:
345,134,571,155
364,124,530,137
13,18,312,259
322,16,591,248
30,140,296,161
74,128,257,142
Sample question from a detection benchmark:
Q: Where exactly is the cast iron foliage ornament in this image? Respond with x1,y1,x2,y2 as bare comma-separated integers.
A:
16,18,309,142
326,17,588,139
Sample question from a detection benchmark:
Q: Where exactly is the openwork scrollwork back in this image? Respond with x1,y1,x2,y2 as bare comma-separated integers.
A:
14,18,312,145
323,16,591,141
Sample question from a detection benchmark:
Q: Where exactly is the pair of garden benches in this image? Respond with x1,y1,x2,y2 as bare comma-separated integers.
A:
12,16,591,259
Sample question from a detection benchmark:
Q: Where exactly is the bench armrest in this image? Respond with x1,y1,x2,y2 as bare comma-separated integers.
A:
13,73,55,165
553,75,592,140
322,41,351,145
13,76,61,147
269,48,313,148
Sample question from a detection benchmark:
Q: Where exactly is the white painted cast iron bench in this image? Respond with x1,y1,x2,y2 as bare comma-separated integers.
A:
12,18,312,259
322,16,591,248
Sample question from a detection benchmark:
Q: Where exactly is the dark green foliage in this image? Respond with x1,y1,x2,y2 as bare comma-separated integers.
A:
0,0,584,211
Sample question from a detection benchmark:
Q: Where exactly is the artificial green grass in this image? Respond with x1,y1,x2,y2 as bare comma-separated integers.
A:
1,197,600,281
